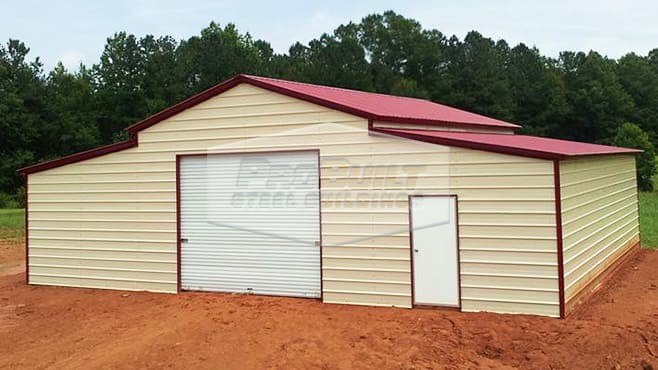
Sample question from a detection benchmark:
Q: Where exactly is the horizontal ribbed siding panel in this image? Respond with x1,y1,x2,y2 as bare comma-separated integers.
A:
458,212,554,225
462,262,557,279
459,237,556,251
323,280,409,295
29,202,176,212
462,286,558,303
28,238,175,250
322,291,411,307
29,191,175,202
29,181,175,192
460,250,557,264
30,265,176,281
29,230,175,241
460,274,558,290
29,247,175,261
142,122,359,143
322,246,409,259
29,253,174,267
561,196,637,237
29,275,175,293
320,186,552,200
461,299,559,317
29,220,175,231
28,211,175,219
28,83,558,315
323,257,410,270
560,155,640,303
323,268,409,282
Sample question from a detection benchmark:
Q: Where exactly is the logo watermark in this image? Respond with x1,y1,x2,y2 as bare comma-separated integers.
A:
184,122,453,248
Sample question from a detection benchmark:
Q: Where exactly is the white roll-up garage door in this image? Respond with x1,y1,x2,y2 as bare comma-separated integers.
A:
179,151,321,298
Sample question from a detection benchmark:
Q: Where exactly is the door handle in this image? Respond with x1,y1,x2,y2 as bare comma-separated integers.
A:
414,249,419,253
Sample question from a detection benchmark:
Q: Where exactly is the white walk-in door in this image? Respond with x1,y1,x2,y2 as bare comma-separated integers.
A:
179,151,321,298
410,196,460,307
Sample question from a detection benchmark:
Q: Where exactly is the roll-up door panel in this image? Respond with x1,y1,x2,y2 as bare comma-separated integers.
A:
179,151,321,298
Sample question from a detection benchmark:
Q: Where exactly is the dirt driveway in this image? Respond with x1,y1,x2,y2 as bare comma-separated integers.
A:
1,242,657,370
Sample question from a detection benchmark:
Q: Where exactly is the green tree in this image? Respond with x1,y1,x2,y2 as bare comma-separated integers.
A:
289,26,374,91
612,122,656,191
616,52,658,146
140,35,185,113
507,44,568,135
558,51,635,143
41,63,100,156
441,32,515,121
177,22,268,93
92,32,149,141
0,40,44,195
358,11,446,98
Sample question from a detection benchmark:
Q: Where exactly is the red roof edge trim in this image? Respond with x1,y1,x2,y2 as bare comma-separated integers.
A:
18,138,137,175
371,128,564,160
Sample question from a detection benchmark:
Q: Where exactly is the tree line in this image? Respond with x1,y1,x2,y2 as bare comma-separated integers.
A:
2,11,657,205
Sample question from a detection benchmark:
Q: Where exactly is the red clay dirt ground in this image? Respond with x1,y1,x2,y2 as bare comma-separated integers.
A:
0,241,656,370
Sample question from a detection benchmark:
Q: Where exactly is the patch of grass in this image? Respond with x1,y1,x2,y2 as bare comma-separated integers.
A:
639,192,658,249
0,208,25,242
640,156,658,249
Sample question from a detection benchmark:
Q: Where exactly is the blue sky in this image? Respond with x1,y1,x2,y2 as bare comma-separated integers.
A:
3,0,657,70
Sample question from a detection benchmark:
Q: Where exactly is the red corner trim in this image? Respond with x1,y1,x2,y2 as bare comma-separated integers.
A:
553,160,566,319
18,139,137,175
24,175,29,284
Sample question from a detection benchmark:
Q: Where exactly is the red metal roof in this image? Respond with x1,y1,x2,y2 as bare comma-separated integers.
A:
20,75,639,175
244,75,520,129
125,74,520,133
377,128,641,160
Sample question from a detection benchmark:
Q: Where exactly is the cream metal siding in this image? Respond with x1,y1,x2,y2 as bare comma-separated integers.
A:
27,83,559,316
559,155,640,304
448,151,558,317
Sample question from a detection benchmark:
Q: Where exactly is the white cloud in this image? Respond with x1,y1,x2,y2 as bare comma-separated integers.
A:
58,49,86,70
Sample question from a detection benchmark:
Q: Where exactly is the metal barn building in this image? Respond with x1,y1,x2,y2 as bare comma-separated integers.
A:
19,75,641,318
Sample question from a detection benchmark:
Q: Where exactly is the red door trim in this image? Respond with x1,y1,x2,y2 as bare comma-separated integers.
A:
408,194,461,309
175,149,322,298
175,156,182,292
317,150,324,301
